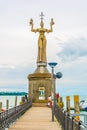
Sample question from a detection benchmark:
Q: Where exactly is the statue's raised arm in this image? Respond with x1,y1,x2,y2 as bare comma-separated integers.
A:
29,18,38,33
50,18,55,30
46,18,55,33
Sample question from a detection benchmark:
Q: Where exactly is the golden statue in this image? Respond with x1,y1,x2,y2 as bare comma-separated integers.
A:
29,12,54,63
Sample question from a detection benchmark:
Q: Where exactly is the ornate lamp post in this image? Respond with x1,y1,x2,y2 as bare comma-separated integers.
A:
48,62,58,121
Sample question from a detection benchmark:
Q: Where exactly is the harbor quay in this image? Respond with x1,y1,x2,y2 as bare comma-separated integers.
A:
8,106,62,130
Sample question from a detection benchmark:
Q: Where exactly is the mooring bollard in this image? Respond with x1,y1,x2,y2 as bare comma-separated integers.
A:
66,96,70,113
6,99,9,110
74,95,80,120
15,96,17,107
0,102,2,112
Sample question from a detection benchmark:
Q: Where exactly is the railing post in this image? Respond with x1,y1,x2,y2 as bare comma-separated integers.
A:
0,113,2,130
72,117,74,130
64,111,66,130
84,115,87,130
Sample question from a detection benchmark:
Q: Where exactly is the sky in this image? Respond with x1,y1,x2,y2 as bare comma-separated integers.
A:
0,0,87,96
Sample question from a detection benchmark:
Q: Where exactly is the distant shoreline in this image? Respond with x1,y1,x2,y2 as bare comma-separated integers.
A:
0,92,28,96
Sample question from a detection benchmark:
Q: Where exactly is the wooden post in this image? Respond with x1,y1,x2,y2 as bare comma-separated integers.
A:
15,96,17,107
22,97,25,103
66,96,70,113
20,96,25,105
6,100,9,110
0,102,2,112
74,95,80,120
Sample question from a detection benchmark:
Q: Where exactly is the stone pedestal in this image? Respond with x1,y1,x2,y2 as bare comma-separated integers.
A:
27,63,52,102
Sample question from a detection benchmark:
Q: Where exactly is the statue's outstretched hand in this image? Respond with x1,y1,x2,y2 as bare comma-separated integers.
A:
50,18,54,26
29,18,33,25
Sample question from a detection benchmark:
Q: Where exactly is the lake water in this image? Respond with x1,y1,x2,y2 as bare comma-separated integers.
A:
0,96,22,109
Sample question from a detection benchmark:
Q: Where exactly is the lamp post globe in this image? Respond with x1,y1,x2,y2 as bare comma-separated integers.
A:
56,72,63,79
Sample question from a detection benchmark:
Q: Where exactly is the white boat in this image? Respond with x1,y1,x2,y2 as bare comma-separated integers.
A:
79,100,87,111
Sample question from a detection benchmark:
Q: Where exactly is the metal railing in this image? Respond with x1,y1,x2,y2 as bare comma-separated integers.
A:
54,104,87,130
0,101,32,130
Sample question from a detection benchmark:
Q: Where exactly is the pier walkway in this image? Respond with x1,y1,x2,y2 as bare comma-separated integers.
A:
8,107,62,130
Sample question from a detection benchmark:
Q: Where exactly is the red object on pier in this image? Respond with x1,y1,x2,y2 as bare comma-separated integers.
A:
1,108,5,112
56,93,60,98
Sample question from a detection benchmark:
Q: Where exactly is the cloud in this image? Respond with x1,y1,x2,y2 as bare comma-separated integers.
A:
55,37,87,96
0,62,36,88
0,64,16,69
57,37,87,62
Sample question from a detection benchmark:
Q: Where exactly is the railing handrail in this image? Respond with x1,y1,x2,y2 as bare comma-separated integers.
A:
70,113,87,129
54,104,87,130
0,101,32,129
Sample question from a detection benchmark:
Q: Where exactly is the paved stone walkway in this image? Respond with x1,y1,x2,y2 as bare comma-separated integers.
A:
8,107,62,130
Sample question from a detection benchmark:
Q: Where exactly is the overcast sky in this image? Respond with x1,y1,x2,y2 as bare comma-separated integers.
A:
0,0,87,96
